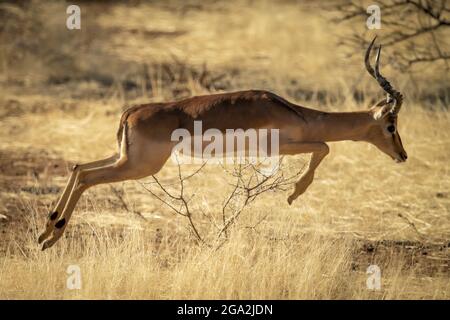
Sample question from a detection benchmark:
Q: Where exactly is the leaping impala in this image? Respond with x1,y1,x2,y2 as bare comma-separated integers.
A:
39,37,407,250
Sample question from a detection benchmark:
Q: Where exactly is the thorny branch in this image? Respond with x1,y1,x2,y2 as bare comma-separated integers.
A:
109,185,147,221
140,157,305,247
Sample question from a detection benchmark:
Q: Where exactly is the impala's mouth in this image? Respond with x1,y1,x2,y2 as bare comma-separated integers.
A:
395,152,408,163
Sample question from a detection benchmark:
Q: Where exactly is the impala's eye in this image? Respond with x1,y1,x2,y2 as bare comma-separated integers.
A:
387,125,396,133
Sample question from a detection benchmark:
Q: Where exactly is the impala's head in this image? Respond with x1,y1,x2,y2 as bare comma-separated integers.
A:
364,37,407,163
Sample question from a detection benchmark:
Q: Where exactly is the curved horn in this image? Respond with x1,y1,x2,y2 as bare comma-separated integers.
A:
365,36,377,79
374,45,396,98
365,37,403,114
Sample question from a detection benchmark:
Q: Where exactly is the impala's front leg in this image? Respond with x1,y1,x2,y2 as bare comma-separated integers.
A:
280,142,329,205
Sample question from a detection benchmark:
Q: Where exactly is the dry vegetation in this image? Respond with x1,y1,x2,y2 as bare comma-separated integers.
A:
0,0,449,299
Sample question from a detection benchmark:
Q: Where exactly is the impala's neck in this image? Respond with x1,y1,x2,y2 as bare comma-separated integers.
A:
307,111,374,142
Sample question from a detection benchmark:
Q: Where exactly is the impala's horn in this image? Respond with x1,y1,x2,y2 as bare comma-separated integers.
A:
365,37,403,114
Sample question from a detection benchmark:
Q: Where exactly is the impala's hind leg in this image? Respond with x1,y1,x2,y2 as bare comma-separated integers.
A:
41,140,173,250
38,154,118,244
41,162,135,250
280,142,329,205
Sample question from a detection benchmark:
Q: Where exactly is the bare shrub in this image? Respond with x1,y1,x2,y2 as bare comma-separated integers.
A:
139,157,305,247
327,0,450,71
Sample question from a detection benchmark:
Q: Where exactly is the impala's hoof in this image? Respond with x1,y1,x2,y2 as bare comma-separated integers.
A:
41,240,53,251
38,232,48,244
287,196,293,205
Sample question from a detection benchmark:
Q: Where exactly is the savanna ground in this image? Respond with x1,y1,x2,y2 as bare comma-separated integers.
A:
0,1,449,299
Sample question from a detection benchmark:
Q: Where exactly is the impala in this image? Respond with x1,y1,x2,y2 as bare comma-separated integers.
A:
39,37,407,250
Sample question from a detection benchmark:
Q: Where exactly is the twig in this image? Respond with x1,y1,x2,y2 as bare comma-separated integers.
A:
109,185,147,221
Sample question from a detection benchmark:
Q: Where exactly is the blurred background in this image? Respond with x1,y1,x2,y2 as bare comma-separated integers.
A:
1,0,448,104
0,0,448,299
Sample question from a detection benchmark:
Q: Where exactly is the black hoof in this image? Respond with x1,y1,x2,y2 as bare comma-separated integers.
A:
55,218,66,229
287,197,293,205
38,233,47,244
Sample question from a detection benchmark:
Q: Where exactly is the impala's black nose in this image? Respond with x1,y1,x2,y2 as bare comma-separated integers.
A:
400,152,408,161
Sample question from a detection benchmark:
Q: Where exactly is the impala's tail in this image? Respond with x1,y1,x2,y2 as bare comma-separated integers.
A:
116,107,133,156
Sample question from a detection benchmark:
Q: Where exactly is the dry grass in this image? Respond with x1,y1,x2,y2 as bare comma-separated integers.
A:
0,1,449,300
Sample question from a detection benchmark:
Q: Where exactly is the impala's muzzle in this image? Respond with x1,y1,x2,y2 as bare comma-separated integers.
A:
395,151,408,163
400,151,408,161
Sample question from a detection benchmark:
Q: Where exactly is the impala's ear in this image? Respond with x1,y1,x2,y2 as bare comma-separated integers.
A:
371,99,391,120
